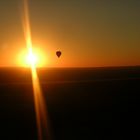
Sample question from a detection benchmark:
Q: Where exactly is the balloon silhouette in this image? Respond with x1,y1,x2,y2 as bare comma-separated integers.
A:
56,51,62,58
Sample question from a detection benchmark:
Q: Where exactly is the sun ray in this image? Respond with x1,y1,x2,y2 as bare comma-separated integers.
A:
22,0,51,140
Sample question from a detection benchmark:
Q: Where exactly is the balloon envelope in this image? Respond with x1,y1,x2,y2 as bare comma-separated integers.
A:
56,51,62,58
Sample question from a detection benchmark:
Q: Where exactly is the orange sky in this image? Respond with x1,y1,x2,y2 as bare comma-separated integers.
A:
0,0,140,67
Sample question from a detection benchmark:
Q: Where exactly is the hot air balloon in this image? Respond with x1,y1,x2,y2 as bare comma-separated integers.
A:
56,51,62,58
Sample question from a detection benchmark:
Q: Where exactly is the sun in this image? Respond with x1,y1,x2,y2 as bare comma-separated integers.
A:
18,47,47,67
26,51,38,67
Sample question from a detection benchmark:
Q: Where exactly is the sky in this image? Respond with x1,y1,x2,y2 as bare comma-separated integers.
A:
0,0,140,67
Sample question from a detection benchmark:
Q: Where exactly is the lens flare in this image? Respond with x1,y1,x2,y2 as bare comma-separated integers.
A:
22,0,51,140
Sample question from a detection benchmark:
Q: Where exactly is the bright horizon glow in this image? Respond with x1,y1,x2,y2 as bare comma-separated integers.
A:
18,47,48,68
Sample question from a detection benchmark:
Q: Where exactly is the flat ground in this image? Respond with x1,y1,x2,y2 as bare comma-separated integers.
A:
0,67,140,140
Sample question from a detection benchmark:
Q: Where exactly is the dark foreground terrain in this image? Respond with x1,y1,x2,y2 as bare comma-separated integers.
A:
0,67,140,140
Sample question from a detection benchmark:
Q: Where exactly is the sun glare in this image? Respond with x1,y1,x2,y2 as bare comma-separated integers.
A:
18,47,47,68
21,0,51,140
27,51,37,66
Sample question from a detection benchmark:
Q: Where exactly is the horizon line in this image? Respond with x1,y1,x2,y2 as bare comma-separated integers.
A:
0,65,140,69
